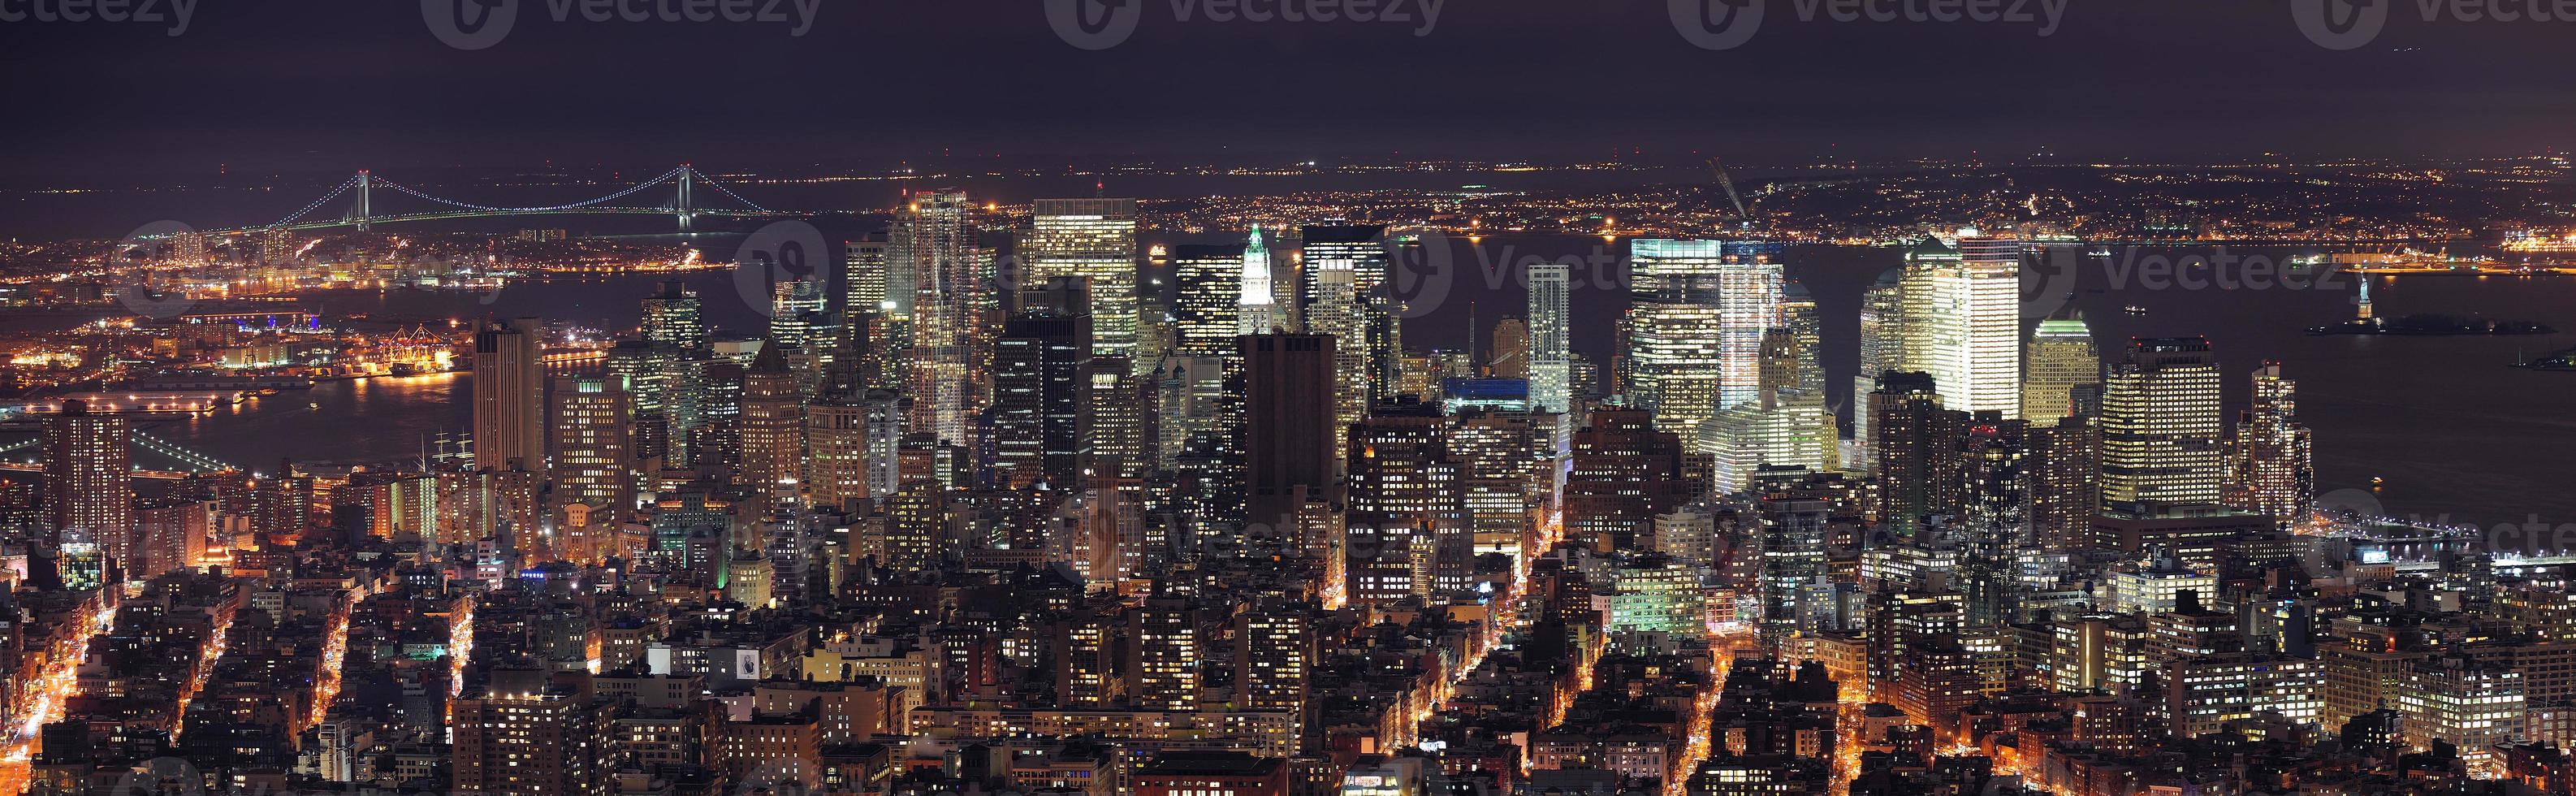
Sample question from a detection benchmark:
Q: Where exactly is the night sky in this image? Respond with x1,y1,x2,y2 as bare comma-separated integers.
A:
2,1,2572,183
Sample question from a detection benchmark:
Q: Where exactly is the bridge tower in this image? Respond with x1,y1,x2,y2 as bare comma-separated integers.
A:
676,165,695,234
356,171,374,232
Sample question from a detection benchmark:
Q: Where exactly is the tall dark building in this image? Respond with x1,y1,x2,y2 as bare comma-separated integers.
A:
1346,404,1464,602
993,284,1094,490
1238,333,1337,527
1957,413,2029,626
1562,409,1693,552
1869,371,1965,538
472,317,547,476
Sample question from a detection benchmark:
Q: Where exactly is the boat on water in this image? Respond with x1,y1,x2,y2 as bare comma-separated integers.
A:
2123,305,2148,315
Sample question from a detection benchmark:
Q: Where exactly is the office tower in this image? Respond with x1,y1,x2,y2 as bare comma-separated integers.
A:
1239,334,1338,527
858,391,904,498
1698,392,1835,495
1300,224,1400,396
1452,411,1553,561
1238,226,1278,335
1080,357,1150,484
737,344,804,493
1870,371,1965,536
770,279,828,347
1236,602,1313,741
549,374,635,562
1907,235,2024,419
1131,596,1201,711
1528,260,1571,416
1757,493,1830,648
2398,655,2526,768
2030,413,2101,550
1303,254,1372,465
2024,309,2099,424
901,189,989,448
1027,199,1141,362
1956,416,2029,626
1852,270,1908,473
641,281,707,352
605,340,679,465
1701,327,1835,493
2101,337,2225,516
845,231,892,314
1346,406,1467,600
1488,317,1530,379
452,683,614,796
472,317,547,476
1564,409,1695,552
2225,363,2315,523
1779,281,1824,389
1172,244,1246,356
993,291,1093,490
1156,355,1230,464
1623,239,1782,437
804,392,875,513
42,400,132,544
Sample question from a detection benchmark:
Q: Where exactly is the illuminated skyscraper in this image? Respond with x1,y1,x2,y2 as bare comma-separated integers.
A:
845,231,892,314
42,400,132,545
770,278,828,348
1131,596,1201,711
1851,269,1909,473
1347,406,1466,600
1451,409,1554,560
641,281,706,353
901,189,988,448
2101,337,2225,516
472,317,547,476
1304,255,1372,462
738,344,805,494
1238,226,1278,335
1026,199,1141,362
2224,363,2315,523
1303,225,1401,401
1623,239,1781,438
1081,357,1151,484
804,391,876,513
1235,601,1313,741
1171,244,1246,357
2024,310,2099,424
1908,235,2024,419
549,374,636,545
2030,411,2101,550
1527,259,1571,416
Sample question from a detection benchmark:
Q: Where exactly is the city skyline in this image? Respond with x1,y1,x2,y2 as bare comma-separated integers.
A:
6,8,2576,796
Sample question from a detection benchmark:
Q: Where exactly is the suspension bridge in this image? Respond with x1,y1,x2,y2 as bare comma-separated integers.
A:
0,426,243,481
174,164,794,236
